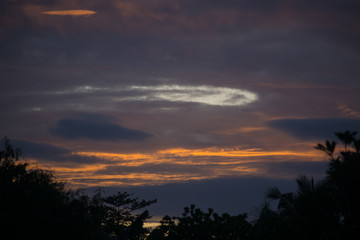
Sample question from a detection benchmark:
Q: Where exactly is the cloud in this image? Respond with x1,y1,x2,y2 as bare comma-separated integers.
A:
42,10,97,16
49,115,152,141
12,139,101,164
14,0,357,36
24,84,258,111
95,163,210,175
268,118,360,140
252,161,328,178
65,147,322,187
119,85,258,107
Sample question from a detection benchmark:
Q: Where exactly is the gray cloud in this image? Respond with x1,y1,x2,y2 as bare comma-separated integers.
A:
252,161,328,179
95,163,211,175
268,118,360,140
49,115,152,141
12,139,101,164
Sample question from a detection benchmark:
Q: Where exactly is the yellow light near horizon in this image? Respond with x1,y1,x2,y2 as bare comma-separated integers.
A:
42,10,97,16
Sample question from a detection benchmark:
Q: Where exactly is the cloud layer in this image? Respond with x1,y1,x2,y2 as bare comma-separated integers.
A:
120,85,258,106
268,118,360,140
50,115,152,141
42,10,97,16
1,0,360,193
12,139,101,164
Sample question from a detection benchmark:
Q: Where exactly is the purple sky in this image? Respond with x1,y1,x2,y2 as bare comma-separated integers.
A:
1,0,360,218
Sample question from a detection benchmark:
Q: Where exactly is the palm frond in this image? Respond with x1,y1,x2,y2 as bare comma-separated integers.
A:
265,187,282,200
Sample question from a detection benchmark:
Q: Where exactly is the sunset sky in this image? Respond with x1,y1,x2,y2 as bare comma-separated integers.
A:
1,0,360,217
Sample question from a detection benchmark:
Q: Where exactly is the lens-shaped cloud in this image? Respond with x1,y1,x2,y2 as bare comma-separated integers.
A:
42,10,97,16
36,84,258,110
120,85,258,107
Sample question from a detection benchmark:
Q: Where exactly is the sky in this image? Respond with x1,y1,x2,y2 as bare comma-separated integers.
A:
1,0,360,219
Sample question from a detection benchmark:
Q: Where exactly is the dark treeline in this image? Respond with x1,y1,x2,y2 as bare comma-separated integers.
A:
1,131,360,240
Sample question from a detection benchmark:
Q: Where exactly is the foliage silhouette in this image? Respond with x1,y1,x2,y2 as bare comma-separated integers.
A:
0,137,156,240
324,131,360,239
148,204,251,240
253,131,360,240
2,131,360,239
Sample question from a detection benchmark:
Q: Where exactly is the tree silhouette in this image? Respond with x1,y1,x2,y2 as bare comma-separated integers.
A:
315,140,336,157
0,137,156,240
264,176,339,240
250,202,281,240
100,191,156,239
321,131,360,239
335,131,357,151
254,131,360,240
148,204,251,240
146,215,177,240
0,137,70,239
2,131,360,240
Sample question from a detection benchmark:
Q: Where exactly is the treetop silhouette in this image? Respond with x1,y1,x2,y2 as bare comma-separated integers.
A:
0,137,156,240
1,131,360,240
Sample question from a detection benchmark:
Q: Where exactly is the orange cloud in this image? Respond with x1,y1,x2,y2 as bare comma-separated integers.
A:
28,146,323,188
42,10,97,16
75,147,321,167
338,104,360,118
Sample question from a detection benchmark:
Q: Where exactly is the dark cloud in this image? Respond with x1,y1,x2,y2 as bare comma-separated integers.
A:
95,163,210,175
254,161,328,178
12,139,101,164
268,118,360,140
49,115,152,141
95,159,325,178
